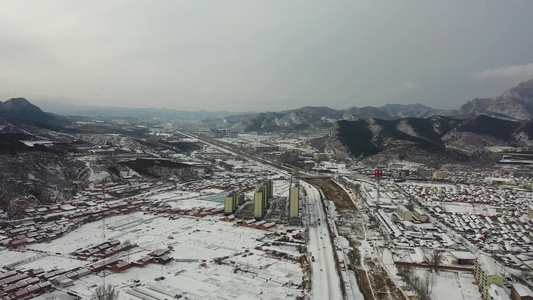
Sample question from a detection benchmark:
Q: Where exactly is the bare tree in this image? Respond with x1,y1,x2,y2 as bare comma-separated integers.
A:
92,284,119,300
398,266,434,300
42,293,76,300
429,250,443,273
417,275,432,300
397,265,413,279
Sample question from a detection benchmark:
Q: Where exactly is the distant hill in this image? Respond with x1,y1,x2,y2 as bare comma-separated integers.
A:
231,111,286,132
18,78,533,133
378,103,449,119
223,105,447,133
0,98,53,122
202,78,533,133
324,115,533,162
342,106,393,121
34,101,245,122
0,97,70,128
459,79,533,120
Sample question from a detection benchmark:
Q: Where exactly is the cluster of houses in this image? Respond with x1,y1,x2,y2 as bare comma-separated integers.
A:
440,212,533,270
0,219,78,249
148,203,223,218
399,184,533,270
0,242,174,299
178,170,270,194
403,183,531,207
64,200,139,222
89,180,164,197
374,209,458,257
87,248,172,273
240,219,277,230
0,266,85,299
220,215,279,231
72,240,135,260
0,199,145,249
197,129,238,139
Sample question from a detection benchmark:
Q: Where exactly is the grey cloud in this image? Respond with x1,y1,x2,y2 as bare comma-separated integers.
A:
1,1,533,111
471,63,533,80
402,82,419,89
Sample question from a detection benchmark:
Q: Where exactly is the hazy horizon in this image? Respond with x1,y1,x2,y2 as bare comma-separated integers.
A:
1,1,533,112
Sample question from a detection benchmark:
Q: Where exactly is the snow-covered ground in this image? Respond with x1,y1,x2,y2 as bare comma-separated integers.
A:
301,182,343,300
414,269,481,300
2,210,305,299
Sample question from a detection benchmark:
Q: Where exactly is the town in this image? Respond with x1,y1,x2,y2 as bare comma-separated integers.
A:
0,121,531,300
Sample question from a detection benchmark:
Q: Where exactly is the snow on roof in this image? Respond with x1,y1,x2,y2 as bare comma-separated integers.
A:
410,247,425,263
479,255,500,276
449,251,476,260
59,204,76,211
513,283,533,296
488,283,511,300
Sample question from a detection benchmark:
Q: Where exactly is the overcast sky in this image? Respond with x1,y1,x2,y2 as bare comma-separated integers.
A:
1,1,533,112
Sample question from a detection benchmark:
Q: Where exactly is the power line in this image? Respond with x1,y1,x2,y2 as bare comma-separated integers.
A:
96,55,155,87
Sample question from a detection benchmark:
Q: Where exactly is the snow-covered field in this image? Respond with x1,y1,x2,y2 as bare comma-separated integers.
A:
2,210,304,299
414,269,481,300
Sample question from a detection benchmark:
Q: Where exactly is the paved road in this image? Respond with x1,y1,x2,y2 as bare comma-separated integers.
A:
180,132,344,299
303,181,343,300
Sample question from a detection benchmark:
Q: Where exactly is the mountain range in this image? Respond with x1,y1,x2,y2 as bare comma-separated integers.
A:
2,78,533,163
33,101,245,122
24,78,533,129
322,115,533,163
458,79,533,119
202,78,533,133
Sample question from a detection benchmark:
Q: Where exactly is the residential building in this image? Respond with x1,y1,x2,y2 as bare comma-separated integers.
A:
396,205,413,222
254,188,266,219
224,194,235,215
511,283,533,300
416,168,434,178
224,190,245,215
312,153,329,161
253,180,273,220
289,183,300,220
484,177,516,186
474,255,504,300
488,284,511,300
432,171,447,180
255,145,279,153
413,208,428,223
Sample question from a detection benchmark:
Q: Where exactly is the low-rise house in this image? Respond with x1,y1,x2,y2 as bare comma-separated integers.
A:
108,262,132,273
511,283,533,300
132,256,152,267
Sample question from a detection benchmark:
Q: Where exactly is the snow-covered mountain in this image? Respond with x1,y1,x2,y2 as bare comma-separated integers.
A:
322,115,533,162
459,79,533,120
207,78,533,133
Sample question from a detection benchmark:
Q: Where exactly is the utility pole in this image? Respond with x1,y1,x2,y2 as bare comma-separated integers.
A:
377,177,380,207
374,169,382,207
101,186,106,289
